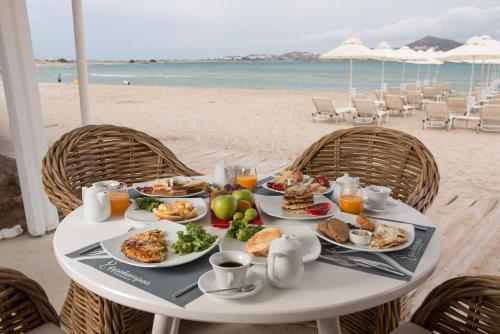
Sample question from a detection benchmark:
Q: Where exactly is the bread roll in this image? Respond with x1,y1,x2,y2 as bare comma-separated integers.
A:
246,227,283,257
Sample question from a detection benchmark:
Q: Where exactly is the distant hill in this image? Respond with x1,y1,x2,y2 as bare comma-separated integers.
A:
407,36,462,51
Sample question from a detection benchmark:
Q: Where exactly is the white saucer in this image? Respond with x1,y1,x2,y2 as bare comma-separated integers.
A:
198,270,263,300
363,199,400,213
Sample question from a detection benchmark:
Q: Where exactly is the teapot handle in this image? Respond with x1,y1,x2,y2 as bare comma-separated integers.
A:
268,251,285,282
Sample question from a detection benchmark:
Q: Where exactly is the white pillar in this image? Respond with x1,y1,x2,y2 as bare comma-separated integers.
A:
0,0,59,235
72,0,91,125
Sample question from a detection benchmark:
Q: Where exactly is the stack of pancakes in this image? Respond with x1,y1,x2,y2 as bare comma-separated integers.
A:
282,184,314,212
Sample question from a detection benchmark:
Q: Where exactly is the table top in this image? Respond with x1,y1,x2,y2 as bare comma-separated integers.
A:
53,182,442,324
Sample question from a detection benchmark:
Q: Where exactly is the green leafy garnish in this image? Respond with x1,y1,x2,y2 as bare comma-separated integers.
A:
227,218,263,242
172,224,217,255
134,196,162,212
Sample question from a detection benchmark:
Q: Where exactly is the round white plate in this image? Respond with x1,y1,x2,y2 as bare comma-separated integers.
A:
219,224,321,265
314,220,415,253
133,176,205,198
363,198,400,213
100,221,219,268
259,194,339,220
125,197,208,227
198,270,262,300
262,178,334,195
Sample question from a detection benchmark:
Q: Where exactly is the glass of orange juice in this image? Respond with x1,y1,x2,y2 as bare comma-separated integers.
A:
236,167,257,191
339,184,363,215
108,182,130,215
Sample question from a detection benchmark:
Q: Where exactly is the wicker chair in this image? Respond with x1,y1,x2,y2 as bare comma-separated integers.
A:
291,127,440,333
41,124,201,334
0,268,62,333
291,127,439,213
392,275,500,334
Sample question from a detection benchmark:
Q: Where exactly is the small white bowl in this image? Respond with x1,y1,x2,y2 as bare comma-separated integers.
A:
349,229,373,245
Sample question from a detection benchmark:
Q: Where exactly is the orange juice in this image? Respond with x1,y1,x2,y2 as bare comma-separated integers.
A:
237,174,257,191
339,194,363,214
109,192,130,215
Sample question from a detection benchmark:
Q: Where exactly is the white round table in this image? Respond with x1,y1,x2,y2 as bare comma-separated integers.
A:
53,192,441,334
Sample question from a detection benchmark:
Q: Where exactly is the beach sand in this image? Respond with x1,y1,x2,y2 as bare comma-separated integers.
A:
1,84,498,197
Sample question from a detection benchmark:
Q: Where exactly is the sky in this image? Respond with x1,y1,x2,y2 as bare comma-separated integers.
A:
27,0,500,60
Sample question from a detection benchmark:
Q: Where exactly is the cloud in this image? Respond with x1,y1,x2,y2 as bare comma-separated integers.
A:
306,6,500,47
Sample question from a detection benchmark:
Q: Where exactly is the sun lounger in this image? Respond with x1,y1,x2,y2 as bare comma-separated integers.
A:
390,87,401,95
422,87,442,102
384,94,415,117
478,104,500,132
488,98,500,105
352,99,388,126
447,97,467,117
405,91,423,110
405,83,417,91
312,97,353,122
422,102,450,130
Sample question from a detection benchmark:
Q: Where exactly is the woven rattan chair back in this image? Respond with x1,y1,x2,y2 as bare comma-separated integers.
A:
291,127,439,213
42,124,200,215
412,275,500,334
0,268,60,333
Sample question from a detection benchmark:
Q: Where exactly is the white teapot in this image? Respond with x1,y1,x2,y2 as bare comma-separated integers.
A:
267,235,304,289
213,160,232,188
82,181,114,222
333,173,359,203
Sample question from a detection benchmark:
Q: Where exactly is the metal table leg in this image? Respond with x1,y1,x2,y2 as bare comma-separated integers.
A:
152,315,179,334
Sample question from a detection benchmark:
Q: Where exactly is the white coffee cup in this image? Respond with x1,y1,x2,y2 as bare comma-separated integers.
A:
209,251,251,289
366,186,391,210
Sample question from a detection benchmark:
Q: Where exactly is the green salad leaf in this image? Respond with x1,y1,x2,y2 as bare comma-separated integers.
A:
227,212,263,242
172,224,217,255
134,196,162,212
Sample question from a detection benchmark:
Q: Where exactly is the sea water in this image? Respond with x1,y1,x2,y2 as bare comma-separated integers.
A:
34,60,489,93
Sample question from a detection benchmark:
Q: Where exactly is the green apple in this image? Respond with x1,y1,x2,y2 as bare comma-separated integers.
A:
211,195,238,220
232,189,254,205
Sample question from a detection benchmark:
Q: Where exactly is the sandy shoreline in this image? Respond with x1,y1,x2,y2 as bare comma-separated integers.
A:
1,83,499,197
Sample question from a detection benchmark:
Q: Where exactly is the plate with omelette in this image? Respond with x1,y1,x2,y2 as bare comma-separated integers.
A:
125,197,208,227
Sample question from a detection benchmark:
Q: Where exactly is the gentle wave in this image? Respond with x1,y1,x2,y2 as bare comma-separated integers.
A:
89,73,190,79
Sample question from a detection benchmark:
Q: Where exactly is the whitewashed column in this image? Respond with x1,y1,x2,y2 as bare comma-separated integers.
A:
0,0,59,235
72,0,91,125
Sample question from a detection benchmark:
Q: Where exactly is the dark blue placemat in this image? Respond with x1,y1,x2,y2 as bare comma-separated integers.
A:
66,246,217,307
318,226,436,281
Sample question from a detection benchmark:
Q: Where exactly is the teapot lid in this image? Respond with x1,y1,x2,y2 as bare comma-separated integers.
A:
271,235,301,251
336,173,355,183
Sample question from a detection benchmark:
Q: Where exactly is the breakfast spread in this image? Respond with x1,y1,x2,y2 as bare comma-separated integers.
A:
282,184,315,212
317,218,350,243
266,169,330,194
137,178,206,196
356,214,376,232
246,227,283,257
371,224,408,249
121,229,167,263
152,200,198,221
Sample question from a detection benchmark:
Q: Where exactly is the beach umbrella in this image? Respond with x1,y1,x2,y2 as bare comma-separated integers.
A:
408,50,443,83
425,48,445,82
392,46,425,84
438,36,500,95
320,37,377,103
373,41,400,89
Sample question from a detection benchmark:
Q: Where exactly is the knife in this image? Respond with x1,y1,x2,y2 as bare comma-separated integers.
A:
364,215,428,232
319,255,406,277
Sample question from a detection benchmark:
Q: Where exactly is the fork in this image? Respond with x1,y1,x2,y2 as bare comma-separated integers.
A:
76,226,136,258
322,251,406,277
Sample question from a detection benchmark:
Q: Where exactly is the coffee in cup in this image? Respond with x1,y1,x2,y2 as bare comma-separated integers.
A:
366,186,391,210
209,251,251,289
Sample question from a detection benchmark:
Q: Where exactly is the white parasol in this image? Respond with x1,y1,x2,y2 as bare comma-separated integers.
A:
320,37,377,103
438,36,500,94
392,46,425,84
373,41,400,89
